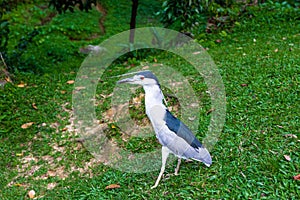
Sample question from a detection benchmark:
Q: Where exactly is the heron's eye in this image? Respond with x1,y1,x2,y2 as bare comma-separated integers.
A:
140,76,144,80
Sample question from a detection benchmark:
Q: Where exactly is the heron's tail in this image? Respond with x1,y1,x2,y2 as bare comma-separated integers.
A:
194,147,212,167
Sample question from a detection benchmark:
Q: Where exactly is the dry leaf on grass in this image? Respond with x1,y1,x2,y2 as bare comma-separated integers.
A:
5,76,12,83
67,80,75,84
111,124,116,129
61,127,68,131
21,122,34,129
17,83,26,87
284,134,297,138
142,65,149,70
47,170,56,177
284,155,291,162
32,103,38,110
47,182,57,190
28,190,35,199
293,174,300,180
75,86,86,91
16,152,23,157
105,184,120,190
193,51,201,55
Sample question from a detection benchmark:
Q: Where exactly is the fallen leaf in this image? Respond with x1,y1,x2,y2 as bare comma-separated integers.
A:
284,155,291,162
269,150,278,155
21,122,34,129
142,65,149,70
294,174,300,180
206,108,215,115
47,170,56,177
61,127,68,131
100,93,113,98
75,86,86,91
16,152,23,157
193,51,201,55
28,190,35,199
14,183,23,187
152,63,163,67
17,83,26,87
32,103,38,110
67,80,75,84
105,184,120,189
47,182,57,190
61,90,67,94
5,76,12,83
284,134,297,138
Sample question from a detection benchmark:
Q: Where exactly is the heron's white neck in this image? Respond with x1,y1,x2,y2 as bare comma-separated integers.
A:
143,84,166,114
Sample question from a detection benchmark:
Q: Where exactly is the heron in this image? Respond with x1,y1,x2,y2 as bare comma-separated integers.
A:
117,70,212,189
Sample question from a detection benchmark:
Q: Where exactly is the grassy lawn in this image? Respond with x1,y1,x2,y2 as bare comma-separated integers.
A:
0,1,299,199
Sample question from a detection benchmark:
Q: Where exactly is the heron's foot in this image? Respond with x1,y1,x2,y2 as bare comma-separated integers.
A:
151,184,158,189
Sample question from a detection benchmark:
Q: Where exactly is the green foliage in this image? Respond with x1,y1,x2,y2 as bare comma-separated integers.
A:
157,0,300,34
0,16,9,54
246,0,300,22
157,0,253,32
2,3,103,73
7,29,40,72
157,0,208,32
0,0,20,57
0,0,41,53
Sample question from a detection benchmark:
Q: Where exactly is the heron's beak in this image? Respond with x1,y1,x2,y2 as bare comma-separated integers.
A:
117,77,135,84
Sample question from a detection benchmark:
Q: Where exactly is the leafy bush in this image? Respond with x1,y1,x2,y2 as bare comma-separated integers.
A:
157,0,299,34
2,2,99,73
157,0,207,32
0,15,9,55
7,29,40,72
1,1,42,73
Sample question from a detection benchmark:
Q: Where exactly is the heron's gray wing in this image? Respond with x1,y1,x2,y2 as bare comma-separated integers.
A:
164,110,203,149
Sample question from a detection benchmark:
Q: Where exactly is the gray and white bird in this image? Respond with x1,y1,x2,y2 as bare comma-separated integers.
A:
117,70,212,189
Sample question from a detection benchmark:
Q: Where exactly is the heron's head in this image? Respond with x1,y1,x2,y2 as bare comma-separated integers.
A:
117,70,160,86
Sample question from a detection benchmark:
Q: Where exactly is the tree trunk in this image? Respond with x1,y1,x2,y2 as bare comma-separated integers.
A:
129,0,138,43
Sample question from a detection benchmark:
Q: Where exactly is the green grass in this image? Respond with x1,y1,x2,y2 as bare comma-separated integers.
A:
1,1,299,199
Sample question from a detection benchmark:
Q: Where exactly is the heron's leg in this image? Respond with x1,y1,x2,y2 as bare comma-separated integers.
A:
174,158,181,175
151,146,169,189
